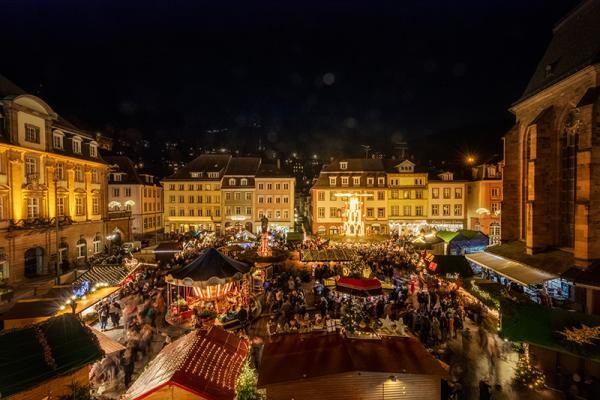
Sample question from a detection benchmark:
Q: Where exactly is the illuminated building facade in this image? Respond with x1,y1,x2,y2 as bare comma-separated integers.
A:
221,157,261,233
105,156,163,241
466,161,503,244
255,162,295,235
0,75,108,283
427,172,467,232
162,154,229,234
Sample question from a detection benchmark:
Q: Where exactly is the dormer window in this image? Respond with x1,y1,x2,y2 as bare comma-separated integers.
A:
353,176,360,186
89,143,98,158
229,178,236,186
241,178,248,186
113,173,122,182
340,161,348,170
72,137,82,154
190,172,201,178
53,131,64,150
25,124,40,144
377,177,385,186
329,176,337,186
367,177,374,186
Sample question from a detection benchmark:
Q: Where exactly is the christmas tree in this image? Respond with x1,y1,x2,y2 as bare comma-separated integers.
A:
235,359,263,400
340,300,367,334
512,345,545,390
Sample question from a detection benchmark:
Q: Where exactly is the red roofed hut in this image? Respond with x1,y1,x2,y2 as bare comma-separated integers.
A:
335,276,383,297
124,326,249,400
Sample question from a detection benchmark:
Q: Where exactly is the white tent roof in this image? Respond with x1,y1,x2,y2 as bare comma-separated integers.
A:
466,252,559,286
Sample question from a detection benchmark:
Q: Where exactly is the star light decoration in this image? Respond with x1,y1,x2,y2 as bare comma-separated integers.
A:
558,324,600,345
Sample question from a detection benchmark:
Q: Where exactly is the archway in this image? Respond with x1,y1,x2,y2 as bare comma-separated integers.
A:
245,222,253,232
24,247,44,277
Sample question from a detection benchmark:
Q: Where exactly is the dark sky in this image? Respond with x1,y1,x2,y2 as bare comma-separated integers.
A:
1,0,579,164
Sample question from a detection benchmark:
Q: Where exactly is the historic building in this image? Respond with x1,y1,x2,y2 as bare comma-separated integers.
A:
385,159,429,236
221,157,261,234
500,0,600,314
466,160,503,244
161,154,229,234
0,74,109,284
427,171,467,232
105,156,163,242
254,162,295,235
310,159,388,236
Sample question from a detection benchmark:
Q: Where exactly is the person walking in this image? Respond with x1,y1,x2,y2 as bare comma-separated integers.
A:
99,302,109,331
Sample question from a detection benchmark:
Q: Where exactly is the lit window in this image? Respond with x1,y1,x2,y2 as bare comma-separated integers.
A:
56,197,65,217
25,124,40,143
229,178,236,186
53,132,64,149
72,137,82,154
92,198,99,215
353,176,360,186
454,204,462,216
329,176,337,186
76,238,87,259
27,197,40,219
241,178,248,186
25,156,37,176
75,166,84,182
75,197,85,216
89,144,97,157
341,177,349,186
340,161,348,170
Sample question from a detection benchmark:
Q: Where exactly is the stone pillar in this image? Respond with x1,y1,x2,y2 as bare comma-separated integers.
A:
501,125,520,242
586,287,594,315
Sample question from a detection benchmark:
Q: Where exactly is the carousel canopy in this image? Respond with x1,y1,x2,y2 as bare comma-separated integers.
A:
169,248,251,286
301,249,358,262
335,277,383,296
124,326,249,400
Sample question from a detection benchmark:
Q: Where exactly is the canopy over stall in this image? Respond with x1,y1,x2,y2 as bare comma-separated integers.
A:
335,277,383,297
466,252,558,286
437,230,489,255
301,249,358,262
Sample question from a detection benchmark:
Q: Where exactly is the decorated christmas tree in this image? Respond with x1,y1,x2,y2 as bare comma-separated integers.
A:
340,300,367,333
235,359,263,400
513,344,545,390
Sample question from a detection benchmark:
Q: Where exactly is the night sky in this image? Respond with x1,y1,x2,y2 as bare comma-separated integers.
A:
1,0,579,166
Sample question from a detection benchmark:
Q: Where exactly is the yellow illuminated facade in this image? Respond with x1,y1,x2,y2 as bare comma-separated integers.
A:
0,81,109,284
387,160,429,235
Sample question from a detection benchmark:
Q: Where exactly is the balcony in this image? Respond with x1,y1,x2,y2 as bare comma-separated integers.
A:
107,210,132,219
8,216,73,231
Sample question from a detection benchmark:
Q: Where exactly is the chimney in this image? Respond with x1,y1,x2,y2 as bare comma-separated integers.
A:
277,159,281,169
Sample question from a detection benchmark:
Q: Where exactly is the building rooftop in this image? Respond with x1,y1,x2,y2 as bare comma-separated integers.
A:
223,157,261,176
163,154,232,181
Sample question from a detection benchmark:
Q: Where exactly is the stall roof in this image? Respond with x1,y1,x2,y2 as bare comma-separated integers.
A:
154,241,183,253
301,249,358,262
257,333,447,387
124,326,249,400
466,252,558,286
91,328,126,355
170,247,251,283
335,277,383,296
485,241,573,275
0,314,103,397
431,255,474,278
73,263,136,288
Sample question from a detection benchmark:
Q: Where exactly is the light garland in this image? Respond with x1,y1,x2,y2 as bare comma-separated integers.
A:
33,325,57,370
558,324,600,345
513,343,545,390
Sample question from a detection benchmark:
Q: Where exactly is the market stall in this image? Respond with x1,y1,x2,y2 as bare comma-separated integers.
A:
335,277,383,297
165,247,252,329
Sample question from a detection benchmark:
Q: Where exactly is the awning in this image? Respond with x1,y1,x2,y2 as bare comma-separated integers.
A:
335,277,383,296
91,328,126,355
466,252,558,286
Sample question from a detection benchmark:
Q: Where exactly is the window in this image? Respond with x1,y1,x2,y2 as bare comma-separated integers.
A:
341,177,349,186
190,172,201,178
267,183,272,190
491,202,500,213
390,205,399,217
275,196,281,204
25,124,40,143
26,197,39,219
93,234,102,254
235,206,242,215
415,206,423,216
225,192,231,201
258,210,264,218
189,195,195,203
55,162,64,180
91,169,99,183
329,207,337,218
179,208,185,216
275,183,281,190
241,178,248,186
330,192,336,201
179,195,185,203
403,205,411,216
76,238,87,259
283,196,289,203
490,187,500,198
75,166,83,182
318,207,325,218
442,188,451,199
490,223,501,237
267,196,273,204
415,190,423,199
415,178,424,185
113,173,122,182
169,208,176,216
75,197,85,216
72,137,82,154
197,184,203,191
178,184,184,190
329,176,337,186
431,204,439,216
215,208,220,217
92,197,99,215
0,196,4,220
246,207,252,215
169,184,175,191
390,190,399,200
377,208,385,218
318,191,325,201
169,195,175,203
189,209,195,216
454,204,462,216
340,161,348,170
245,192,252,201
283,183,289,190
275,210,281,219
113,188,120,197
378,177,385,186
25,156,37,176
454,188,463,199
258,196,264,204
188,184,194,191
367,177,374,186
229,178,236,186
377,191,385,201
208,172,219,178
367,208,374,217
258,183,264,190
353,176,360,186
53,132,64,149
432,188,439,199
442,204,450,216
89,144,97,158
235,192,241,200
403,190,410,200
267,210,273,219
283,210,289,219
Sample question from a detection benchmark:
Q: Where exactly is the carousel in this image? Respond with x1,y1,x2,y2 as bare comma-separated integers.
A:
165,248,252,330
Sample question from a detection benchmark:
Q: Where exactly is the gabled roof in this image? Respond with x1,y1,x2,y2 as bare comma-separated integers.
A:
519,0,600,102
0,314,103,397
163,154,232,181
0,73,26,98
256,162,292,178
258,333,447,387
223,157,261,176
104,156,150,185
322,158,386,172
125,327,249,400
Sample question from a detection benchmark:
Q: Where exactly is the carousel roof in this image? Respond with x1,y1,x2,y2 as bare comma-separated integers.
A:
124,326,249,400
170,248,251,283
